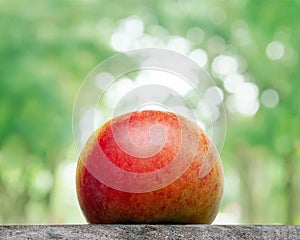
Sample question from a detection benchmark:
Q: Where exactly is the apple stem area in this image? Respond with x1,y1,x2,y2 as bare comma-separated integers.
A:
0,225,299,239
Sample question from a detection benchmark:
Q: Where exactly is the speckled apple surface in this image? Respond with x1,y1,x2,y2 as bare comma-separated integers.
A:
76,110,224,224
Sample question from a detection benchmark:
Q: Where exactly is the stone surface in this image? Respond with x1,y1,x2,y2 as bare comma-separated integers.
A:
0,225,299,240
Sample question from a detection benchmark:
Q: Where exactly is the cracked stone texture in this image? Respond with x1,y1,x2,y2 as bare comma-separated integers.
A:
0,225,299,240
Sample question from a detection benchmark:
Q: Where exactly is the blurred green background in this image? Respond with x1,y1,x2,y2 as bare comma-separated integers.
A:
0,0,300,224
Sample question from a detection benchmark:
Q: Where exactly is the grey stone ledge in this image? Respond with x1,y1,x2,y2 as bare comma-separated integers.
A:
0,225,299,240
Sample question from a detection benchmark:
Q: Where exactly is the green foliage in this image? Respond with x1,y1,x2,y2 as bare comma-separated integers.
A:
0,0,299,224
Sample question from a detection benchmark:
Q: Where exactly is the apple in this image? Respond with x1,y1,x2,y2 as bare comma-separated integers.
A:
76,110,224,224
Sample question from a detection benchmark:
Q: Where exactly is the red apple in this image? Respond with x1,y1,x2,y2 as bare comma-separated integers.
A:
76,110,223,224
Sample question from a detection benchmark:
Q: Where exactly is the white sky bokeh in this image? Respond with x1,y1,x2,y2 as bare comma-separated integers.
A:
266,41,285,60
260,89,280,108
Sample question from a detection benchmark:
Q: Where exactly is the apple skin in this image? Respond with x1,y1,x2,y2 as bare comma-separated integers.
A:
76,110,224,224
